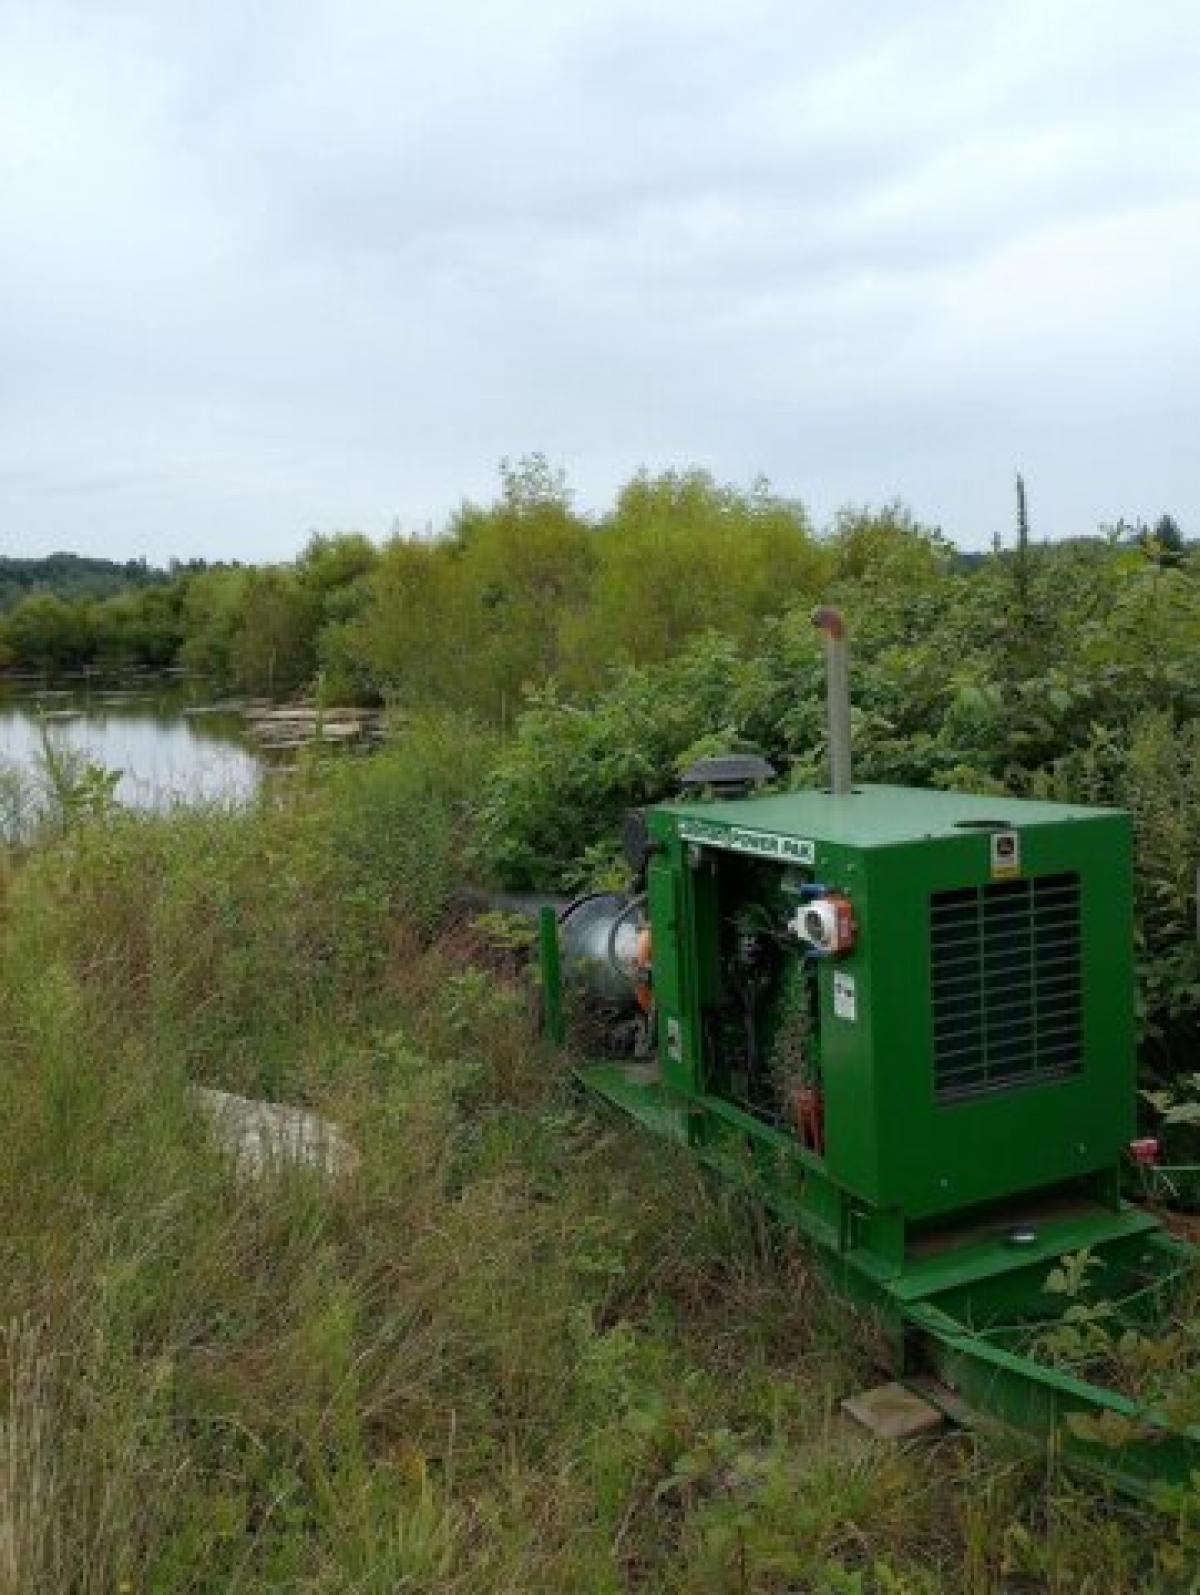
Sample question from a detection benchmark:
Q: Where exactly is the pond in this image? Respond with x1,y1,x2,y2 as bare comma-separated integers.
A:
0,682,261,812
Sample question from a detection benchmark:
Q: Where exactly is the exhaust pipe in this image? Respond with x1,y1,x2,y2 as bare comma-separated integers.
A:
811,606,852,796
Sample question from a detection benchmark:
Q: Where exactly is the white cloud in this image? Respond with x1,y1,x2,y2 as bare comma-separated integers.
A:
0,0,1198,557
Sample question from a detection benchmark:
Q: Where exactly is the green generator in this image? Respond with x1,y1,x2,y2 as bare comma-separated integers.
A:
538,608,1200,1493
638,781,1133,1262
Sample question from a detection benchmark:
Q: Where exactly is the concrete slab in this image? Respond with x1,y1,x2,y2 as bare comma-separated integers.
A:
841,1382,946,1442
191,1086,359,1180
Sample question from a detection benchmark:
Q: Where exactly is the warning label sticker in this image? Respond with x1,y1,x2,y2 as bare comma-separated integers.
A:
833,971,857,1023
990,830,1021,879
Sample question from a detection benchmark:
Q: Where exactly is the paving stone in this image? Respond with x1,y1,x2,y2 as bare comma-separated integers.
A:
841,1382,946,1441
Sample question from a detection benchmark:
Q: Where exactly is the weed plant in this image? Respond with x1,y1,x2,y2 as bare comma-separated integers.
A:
1,719,1198,1590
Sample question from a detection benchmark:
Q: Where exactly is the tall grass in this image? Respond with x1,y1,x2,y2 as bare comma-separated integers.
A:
0,716,1193,1590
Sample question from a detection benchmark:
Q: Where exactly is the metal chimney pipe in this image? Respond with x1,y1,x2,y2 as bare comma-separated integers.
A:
811,606,852,796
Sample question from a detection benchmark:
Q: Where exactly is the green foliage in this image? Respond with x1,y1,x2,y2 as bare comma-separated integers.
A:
0,559,188,676
1,592,95,673
90,583,186,672
36,732,122,833
346,534,478,711
0,537,377,692
1034,1249,1122,1370
167,538,377,696
227,568,320,694
1016,1248,1200,1450
3,713,1199,1587
348,455,595,720
475,634,758,889
176,565,252,685
2,714,492,1101
562,470,826,681
828,501,952,588
298,533,380,703
0,551,168,612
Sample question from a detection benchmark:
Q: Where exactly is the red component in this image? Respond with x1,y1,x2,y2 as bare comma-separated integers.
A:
634,924,653,1014
826,893,856,955
1128,1137,1160,1165
795,1086,825,1155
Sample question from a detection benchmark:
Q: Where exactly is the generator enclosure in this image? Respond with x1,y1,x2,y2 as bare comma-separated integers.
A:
641,784,1133,1252
544,754,1200,1492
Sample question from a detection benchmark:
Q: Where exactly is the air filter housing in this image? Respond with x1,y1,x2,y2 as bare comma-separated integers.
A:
678,754,775,799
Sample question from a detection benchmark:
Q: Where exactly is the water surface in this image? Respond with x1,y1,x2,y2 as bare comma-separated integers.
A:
0,683,260,810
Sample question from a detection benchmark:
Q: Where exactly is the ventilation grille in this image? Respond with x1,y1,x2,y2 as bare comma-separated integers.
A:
930,873,1082,1102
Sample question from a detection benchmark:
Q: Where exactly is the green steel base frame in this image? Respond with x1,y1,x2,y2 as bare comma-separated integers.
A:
575,1055,1200,1501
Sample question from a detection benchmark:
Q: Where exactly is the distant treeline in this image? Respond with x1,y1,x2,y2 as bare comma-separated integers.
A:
0,458,1188,708
0,552,173,612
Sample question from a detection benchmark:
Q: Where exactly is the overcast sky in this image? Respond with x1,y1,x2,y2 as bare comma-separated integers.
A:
2,0,1198,561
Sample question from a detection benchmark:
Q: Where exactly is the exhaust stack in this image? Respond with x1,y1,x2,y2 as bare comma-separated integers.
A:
811,606,852,796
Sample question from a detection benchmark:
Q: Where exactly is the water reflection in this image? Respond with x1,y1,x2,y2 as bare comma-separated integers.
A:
0,683,260,809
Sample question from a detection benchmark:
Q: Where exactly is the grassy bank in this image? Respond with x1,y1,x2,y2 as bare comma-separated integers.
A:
1,729,1197,1591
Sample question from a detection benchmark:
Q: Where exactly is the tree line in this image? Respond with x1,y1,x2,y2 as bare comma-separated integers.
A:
0,459,834,699
0,552,172,612
0,458,1189,719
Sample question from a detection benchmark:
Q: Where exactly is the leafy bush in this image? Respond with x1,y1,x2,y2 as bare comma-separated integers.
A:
0,713,494,1100
474,635,760,889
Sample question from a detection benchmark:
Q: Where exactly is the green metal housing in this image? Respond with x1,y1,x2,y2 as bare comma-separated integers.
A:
646,784,1132,1259
545,781,1200,1494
